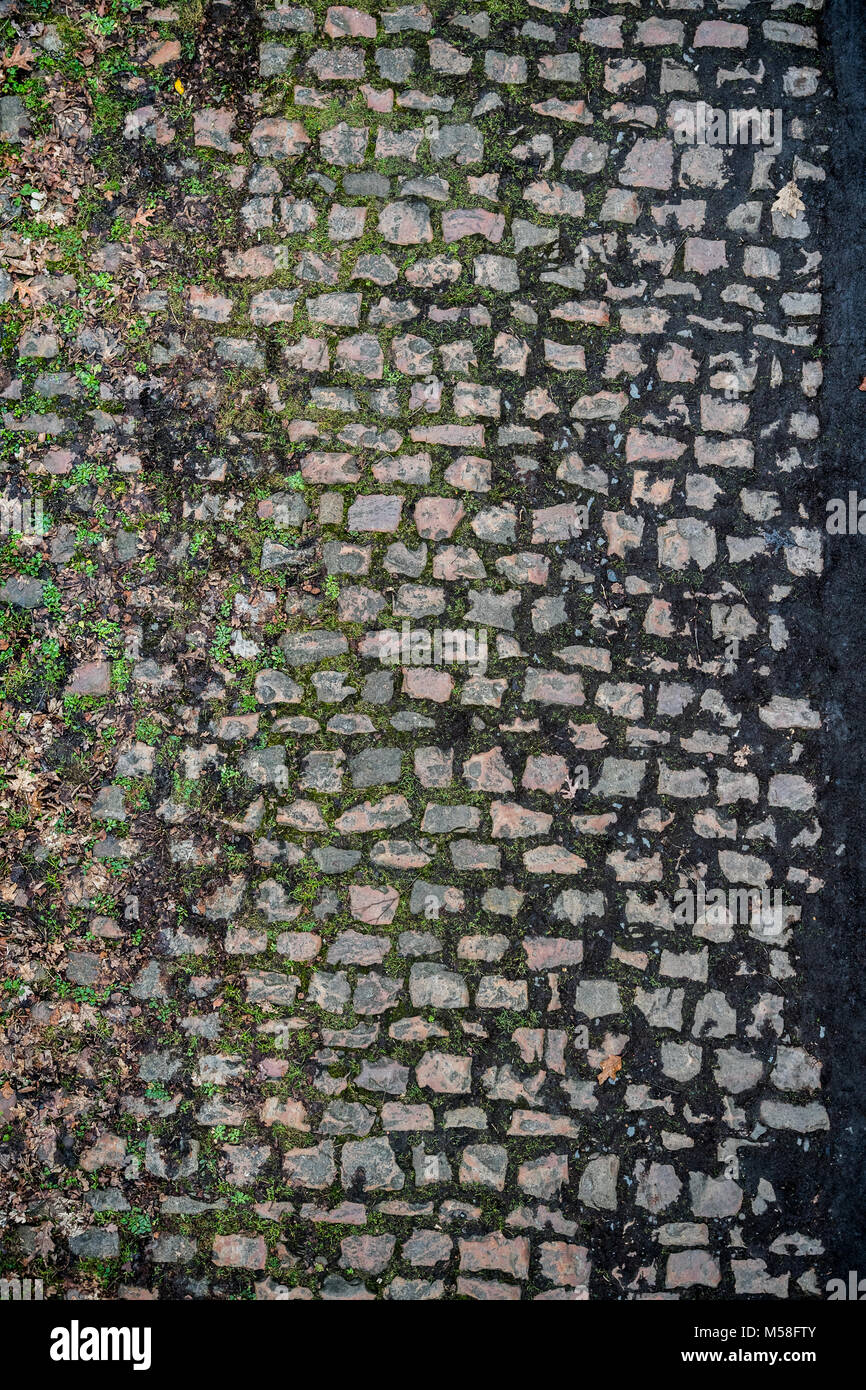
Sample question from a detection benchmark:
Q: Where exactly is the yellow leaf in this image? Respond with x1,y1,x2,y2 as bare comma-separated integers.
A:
174,78,185,94
597,1054,622,1084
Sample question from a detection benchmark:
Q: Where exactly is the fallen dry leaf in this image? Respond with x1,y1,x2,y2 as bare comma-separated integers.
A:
859,377,866,391
32,1224,56,1258
8,768,39,796
3,42,35,70
12,280,38,309
597,1054,623,1084
772,180,805,219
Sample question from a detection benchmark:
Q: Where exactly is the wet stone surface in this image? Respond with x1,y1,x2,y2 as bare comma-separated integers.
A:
0,0,837,1301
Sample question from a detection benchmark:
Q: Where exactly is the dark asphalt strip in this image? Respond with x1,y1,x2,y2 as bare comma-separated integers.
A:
812,0,866,1281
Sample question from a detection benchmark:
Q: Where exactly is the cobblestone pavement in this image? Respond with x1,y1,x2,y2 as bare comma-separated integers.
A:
0,0,839,1301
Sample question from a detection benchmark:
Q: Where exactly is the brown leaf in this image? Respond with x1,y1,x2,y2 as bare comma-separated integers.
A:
33,1224,55,1258
859,377,866,392
130,207,155,229
3,42,35,71
597,1054,622,1084
12,279,38,306
8,769,39,796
